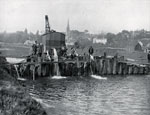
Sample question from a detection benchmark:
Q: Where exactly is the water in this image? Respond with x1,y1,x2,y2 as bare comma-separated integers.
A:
22,75,150,115
6,57,25,64
5,57,150,114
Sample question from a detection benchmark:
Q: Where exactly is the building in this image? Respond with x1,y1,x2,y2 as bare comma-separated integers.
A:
65,20,75,46
66,20,71,42
93,38,107,44
24,40,35,46
134,39,150,52
134,41,143,51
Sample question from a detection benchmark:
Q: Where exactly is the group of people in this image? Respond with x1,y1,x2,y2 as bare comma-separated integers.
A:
71,46,94,58
31,41,68,62
32,41,43,57
30,40,95,62
30,41,48,62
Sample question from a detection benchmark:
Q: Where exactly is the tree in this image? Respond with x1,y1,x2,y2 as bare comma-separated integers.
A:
106,33,116,45
84,30,88,33
74,41,80,49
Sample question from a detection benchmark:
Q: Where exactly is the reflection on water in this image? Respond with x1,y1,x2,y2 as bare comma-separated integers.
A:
25,76,150,115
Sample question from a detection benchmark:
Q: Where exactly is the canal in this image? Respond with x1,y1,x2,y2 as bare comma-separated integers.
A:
22,75,150,115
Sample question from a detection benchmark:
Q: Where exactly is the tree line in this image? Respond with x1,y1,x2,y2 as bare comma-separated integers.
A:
0,29,41,43
0,28,150,48
69,29,150,48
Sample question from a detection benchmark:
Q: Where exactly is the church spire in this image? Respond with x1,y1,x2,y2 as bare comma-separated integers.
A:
66,19,70,33
66,19,71,42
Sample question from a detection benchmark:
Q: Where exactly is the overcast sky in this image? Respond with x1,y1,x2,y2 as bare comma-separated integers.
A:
0,0,150,34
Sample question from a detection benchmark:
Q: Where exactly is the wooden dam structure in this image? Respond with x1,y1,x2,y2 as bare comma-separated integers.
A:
7,15,150,80
14,53,149,80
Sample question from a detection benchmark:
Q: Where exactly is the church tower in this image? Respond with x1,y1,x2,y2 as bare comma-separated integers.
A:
66,20,71,42
67,20,70,34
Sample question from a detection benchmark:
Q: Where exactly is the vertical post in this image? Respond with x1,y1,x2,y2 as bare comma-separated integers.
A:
110,58,113,75
137,66,140,74
112,57,116,75
144,66,148,74
33,65,35,80
123,63,127,75
107,58,111,75
131,65,134,75
140,66,144,75
118,62,122,75
102,52,107,75
128,65,132,75
113,55,118,75
99,57,103,75
133,65,137,75
96,58,100,75
76,57,80,76
49,63,52,77
9,64,12,76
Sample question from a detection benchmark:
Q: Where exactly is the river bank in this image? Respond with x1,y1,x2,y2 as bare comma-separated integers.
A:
0,56,47,115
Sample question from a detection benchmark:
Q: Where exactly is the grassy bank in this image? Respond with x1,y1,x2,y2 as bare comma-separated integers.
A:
0,56,47,115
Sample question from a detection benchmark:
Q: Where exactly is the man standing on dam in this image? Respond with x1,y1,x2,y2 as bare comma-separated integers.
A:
89,46,94,55
32,41,38,55
89,46,94,61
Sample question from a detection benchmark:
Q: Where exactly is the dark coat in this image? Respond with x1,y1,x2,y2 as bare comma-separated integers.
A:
89,46,94,55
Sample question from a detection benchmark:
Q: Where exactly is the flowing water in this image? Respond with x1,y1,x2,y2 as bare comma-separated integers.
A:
21,75,150,115
6,57,150,115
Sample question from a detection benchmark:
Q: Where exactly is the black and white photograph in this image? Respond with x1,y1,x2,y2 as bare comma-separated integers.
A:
0,0,150,115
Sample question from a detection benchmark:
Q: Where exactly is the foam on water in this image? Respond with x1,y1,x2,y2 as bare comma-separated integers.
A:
6,57,25,64
51,76,67,79
91,75,107,80
31,95,55,108
17,77,27,81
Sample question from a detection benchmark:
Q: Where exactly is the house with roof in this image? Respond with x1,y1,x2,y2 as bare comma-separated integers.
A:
134,38,150,53
93,37,107,44
134,41,143,51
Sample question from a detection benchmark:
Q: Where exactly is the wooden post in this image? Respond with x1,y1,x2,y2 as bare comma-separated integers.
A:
110,58,113,75
128,65,132,75
99,58,103,75
123,63,127,75
102,59,106,75
76,57,80,76
33,65,35,80
141,65,145,74
133,65,137,75
143,66,146,74
95,59,99,75
140,66,144,74
118,62,122,75
107,58,111,75
37,64,42,77
49,63,51,77
144,67,148,74
9,64,12,76
137,66,140,74
102,53,107,75
112,57,117,75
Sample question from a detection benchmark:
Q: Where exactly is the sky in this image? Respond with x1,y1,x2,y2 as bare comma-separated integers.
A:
0,0,150,34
